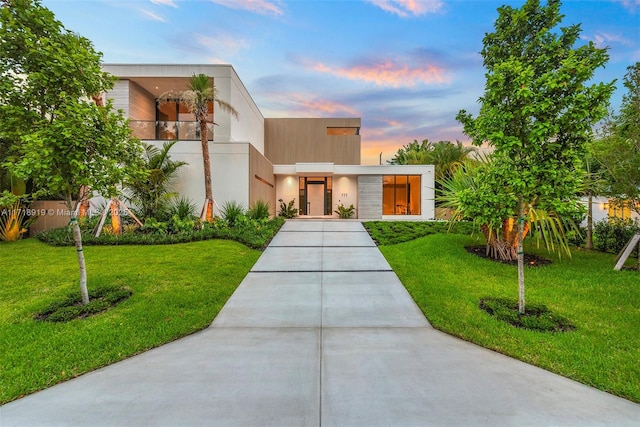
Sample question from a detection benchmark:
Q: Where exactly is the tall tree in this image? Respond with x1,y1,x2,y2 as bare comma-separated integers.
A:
593,62,640,216
159,74,238,222
456,0,614,313
0,0,144,304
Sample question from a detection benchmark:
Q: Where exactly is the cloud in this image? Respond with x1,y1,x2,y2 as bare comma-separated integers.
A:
139,8,166,22
210,0,284,16
365,0,444,17
151,0,178,7
264,93,359,117
301,55,450,88
613,0,640,12
582,31,634,48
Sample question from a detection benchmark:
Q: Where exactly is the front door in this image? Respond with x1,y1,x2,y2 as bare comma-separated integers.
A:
307,182,325,216
299,176,332,216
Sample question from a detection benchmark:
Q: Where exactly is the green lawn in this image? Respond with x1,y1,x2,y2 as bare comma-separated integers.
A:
380,233,640,403
0,238,260,405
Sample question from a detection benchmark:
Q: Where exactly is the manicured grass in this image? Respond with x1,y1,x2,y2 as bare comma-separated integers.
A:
380,233,640,403
363,220,477,245
0,238,260,404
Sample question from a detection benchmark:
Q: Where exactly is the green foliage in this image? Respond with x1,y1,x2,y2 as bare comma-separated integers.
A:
125,141,187,221
388,139,475,181
592,62,640,215
278,198,298,218
0,238,259,403
363,220,477,246
247,199,271,220
168,196,198,221
334,203,355,219
220,201,246,226
37,217,285,250
35,286,133,322
594,218,640,254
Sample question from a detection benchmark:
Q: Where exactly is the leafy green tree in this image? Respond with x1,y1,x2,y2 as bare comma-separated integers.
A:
158,74,238,222
0,0,144,304
125,141,187,221
593,62,640,216
456,0,614,313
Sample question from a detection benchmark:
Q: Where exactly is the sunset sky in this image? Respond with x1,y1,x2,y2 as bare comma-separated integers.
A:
43,0,640,164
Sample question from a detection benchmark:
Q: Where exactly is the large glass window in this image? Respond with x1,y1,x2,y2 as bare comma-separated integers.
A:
383,175,421,215
155,100,214,140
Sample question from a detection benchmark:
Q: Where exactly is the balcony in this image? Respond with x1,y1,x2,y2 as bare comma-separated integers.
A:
130,121,214,141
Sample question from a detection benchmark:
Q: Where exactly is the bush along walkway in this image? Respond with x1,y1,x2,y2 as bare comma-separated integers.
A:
2,220,639,426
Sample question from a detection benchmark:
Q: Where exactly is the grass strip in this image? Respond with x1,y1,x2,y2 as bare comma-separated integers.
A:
0,238,259,404
380,233,640,403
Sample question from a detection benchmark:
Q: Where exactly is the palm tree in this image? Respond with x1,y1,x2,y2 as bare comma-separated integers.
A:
388,139,475,182
159,74,238,221
126,140,187,220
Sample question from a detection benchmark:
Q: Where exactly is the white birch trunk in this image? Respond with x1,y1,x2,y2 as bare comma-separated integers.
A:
517,199,525,314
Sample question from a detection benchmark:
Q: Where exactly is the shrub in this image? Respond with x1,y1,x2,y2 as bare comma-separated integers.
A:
247,200,270,220
594,218,640,254
334,203,355,219
220,201,246,227
278,198,298,218
168,197,198,220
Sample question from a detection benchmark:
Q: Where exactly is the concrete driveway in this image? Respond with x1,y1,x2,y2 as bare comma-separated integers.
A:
2,220,639,426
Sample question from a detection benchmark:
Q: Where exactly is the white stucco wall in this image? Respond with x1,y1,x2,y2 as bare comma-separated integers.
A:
333,175,358,217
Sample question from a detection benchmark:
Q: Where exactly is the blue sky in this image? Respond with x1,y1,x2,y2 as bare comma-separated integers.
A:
43,0,640,164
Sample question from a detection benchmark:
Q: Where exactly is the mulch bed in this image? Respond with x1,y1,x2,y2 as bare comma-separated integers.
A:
465,246,552,267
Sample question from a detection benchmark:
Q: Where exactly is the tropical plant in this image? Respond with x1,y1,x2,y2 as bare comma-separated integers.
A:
158,74,238,222
168,196,198,221
220,200,246,227
0,200,37,241
125,140,187,221
455,0,614,313
388,139,475,182
247,199,270,221
334,203,355,219
278,198,298,218
0,0,146,304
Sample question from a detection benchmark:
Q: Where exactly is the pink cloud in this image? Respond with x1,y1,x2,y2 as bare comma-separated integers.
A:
305,57,449,88
210,0,284,16
366,0,444,17
291,95,359,116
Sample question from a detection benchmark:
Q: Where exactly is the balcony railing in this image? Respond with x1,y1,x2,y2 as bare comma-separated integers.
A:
129,121,214,141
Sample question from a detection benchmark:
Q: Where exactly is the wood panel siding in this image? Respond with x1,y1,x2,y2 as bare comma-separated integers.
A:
129,81,156,121
265,118,360,165
249,145,276,216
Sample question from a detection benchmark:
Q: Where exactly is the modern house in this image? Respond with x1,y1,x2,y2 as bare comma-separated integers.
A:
102,64,435,220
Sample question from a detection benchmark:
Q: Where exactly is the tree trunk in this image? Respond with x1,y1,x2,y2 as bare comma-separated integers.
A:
586,194,594,250
110,197,121,235
200,118,214,221
68,196,89,305
517,198,526,314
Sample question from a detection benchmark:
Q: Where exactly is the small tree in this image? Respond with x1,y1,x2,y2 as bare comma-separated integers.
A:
0,0,145,304
159,74,238,222
456,0,614,313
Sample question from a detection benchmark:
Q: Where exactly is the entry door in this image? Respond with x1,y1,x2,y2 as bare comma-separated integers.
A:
307,183,325,216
